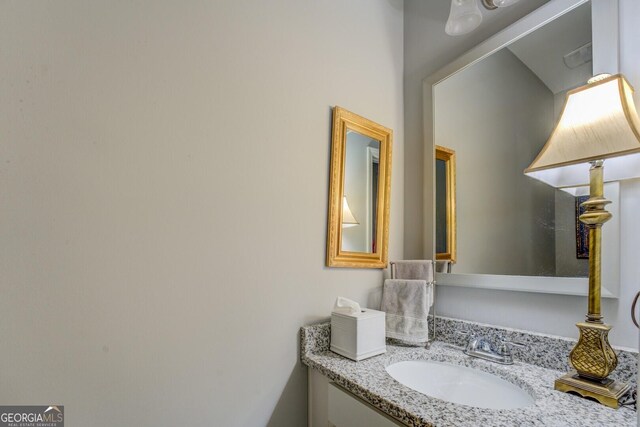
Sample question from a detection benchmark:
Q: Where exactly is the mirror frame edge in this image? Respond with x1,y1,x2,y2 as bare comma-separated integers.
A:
421,0,621,298
326,106,393,269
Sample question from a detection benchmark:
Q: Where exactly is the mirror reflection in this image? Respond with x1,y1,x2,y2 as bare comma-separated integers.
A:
433,1,607,277
435,146,456,262
341,130,380,253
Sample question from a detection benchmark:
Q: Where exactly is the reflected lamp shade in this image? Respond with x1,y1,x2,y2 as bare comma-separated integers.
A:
525,74,640,188
342,196,359,228
445,0,483,36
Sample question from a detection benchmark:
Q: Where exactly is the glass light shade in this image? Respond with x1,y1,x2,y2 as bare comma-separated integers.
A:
445,0,483,36
492,0,522,7
525,74,640,189
342,196,359,228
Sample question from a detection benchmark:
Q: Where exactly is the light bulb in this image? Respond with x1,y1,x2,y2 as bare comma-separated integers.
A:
481,0,522,9
492,0,521,7
445,0,483,36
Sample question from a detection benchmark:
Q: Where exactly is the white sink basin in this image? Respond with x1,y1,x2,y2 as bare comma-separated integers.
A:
386,360,534,410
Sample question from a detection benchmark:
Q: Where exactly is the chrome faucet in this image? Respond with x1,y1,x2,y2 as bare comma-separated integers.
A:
454,332,525,365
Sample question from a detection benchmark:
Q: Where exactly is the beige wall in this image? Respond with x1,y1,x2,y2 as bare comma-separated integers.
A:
435,49,556,276
0,1,404,426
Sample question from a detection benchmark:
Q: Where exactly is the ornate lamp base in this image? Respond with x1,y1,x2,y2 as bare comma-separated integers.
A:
554,321,630,408
569,322,617,379
555,371,630,409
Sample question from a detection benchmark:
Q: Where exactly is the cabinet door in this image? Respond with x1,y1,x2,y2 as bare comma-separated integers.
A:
328,383,404,427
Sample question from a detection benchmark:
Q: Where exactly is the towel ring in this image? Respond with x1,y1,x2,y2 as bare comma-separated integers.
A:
631,291,640,329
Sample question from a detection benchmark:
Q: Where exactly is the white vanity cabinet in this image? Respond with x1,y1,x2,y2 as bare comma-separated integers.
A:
328,383,404,427
308,368,404,427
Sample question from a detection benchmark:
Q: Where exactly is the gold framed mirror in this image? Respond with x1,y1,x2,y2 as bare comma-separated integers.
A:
435,145,456,263
326,107,392,268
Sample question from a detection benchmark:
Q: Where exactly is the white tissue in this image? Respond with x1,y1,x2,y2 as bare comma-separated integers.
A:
332,296,362,316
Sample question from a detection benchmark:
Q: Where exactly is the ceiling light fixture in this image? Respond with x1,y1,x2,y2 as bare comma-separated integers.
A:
446,0,523,36
445,0,483,36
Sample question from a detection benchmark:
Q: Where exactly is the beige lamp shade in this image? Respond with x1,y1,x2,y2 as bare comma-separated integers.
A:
342,196,359,228
525,74,640,189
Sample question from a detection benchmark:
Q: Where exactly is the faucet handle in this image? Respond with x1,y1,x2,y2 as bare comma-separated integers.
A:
499,338,526,348
497,338,526,357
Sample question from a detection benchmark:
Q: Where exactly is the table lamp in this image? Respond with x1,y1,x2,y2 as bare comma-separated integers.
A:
525,73,640,408
342,196,359,228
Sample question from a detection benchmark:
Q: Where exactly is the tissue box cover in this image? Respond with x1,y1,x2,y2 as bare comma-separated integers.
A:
330,308,386,361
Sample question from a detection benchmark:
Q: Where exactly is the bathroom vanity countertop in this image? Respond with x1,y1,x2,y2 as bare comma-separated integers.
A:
301,323,636,427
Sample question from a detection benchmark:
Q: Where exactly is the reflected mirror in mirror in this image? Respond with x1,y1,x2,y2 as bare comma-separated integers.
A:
435,146,456,262
433,1,617,278
326,107,392,268
341,130,380,253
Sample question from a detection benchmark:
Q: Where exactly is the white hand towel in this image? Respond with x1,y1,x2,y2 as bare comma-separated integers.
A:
392,260,434,281
381,279,433,345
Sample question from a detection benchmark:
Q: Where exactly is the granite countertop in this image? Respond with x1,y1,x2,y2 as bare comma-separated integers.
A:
301,323,637,427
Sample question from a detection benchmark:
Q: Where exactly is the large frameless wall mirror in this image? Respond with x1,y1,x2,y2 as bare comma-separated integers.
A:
425,0,621,296
326,107,392,268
